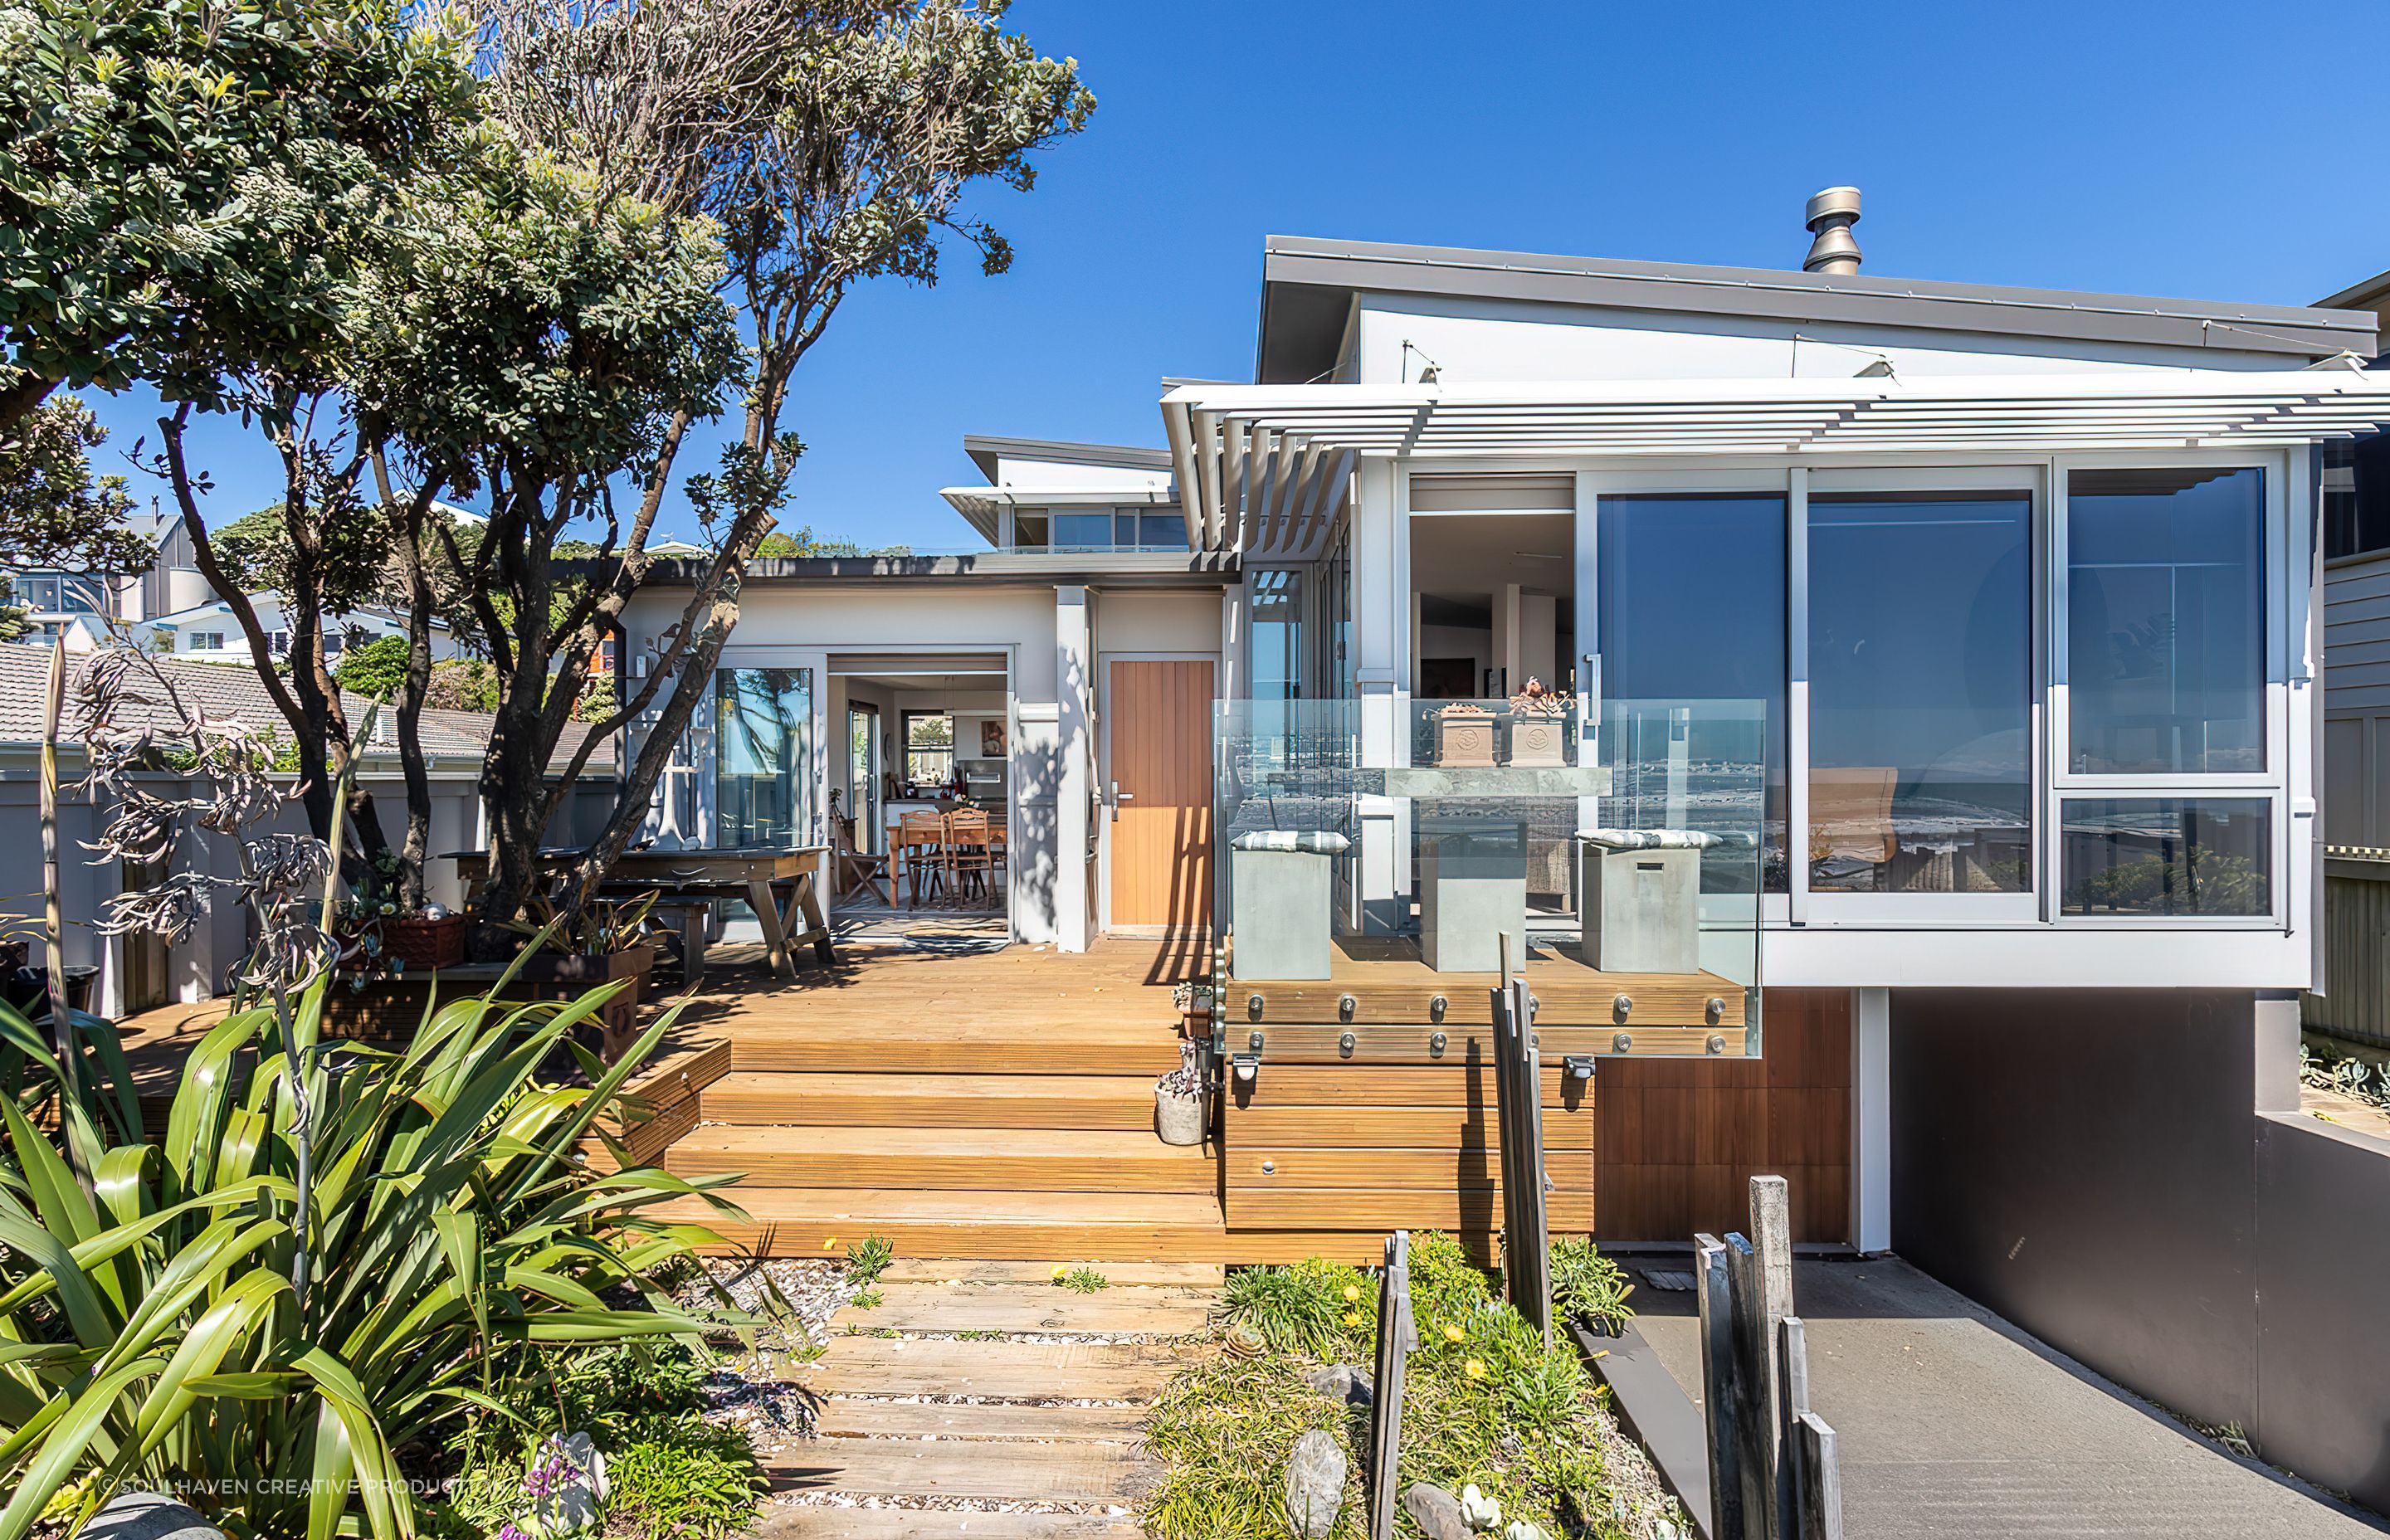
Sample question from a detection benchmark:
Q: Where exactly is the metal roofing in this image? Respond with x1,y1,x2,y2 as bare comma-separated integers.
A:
0,644,612,772
1257,234,2380,384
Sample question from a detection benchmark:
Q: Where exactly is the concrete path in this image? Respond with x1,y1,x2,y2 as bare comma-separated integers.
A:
1630,1256,2386,1538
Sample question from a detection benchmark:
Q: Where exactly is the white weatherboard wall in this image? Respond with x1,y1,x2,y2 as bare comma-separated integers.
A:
623,582,1087,947
1346,292,2296,386
2325,550,2390,847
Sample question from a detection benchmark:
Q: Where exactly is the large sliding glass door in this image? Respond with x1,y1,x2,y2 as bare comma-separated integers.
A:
715,663,823,848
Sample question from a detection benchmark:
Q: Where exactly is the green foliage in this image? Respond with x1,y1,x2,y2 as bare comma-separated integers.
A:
427,657,501,713
0,967,751,1540
2073,850,2266,917
432,1343,763,1540
1548,1235,1636,1329
845,1234,895,1287
1158,1235,1627,1540
0,396,146,573
1222,1256,1374,1360
334,633,412,700
1056,1266,1108,1294
0,0,476,416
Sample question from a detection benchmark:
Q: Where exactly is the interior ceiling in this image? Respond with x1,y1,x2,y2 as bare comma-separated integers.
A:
1410,512,1573,602
834,670,1005,694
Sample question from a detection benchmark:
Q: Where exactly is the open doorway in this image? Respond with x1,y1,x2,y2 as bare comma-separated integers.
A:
828,653,1012,924
1410,509,1578,917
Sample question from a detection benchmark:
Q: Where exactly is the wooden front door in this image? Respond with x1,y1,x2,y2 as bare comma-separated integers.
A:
1105,658,1214,933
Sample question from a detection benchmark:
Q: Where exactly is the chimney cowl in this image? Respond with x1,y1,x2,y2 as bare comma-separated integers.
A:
1803,186,1862,276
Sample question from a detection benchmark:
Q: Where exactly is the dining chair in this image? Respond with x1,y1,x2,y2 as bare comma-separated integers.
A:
946,808,996,908
897,809,946,909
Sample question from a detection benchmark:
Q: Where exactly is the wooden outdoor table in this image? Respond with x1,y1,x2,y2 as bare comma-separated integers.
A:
450,846,836,980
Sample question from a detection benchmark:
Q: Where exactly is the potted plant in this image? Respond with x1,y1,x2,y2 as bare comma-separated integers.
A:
505,892,662,1063
1155,1040,1207,1146
1432,701,1498,768
334,850,466,973
1505,676,1571,767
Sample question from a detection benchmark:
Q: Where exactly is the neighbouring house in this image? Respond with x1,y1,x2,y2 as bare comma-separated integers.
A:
0,643,614,1016
618,192,2390,1486
134,591,467,663
3,509,205,643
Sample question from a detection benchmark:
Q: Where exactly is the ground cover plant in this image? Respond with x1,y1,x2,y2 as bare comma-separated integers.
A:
1147,1232,1675,1540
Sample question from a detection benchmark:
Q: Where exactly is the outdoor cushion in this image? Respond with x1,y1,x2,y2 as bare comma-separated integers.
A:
1575,827,1726,850
1230,831,1352,855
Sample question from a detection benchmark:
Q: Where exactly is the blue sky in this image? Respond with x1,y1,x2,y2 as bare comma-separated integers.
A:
83,0,2390,552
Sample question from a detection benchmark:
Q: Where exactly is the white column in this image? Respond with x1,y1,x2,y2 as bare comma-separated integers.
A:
1851,987,1892,1253
1492,582,1522,698
1350,459,1407,933
1055,584,1094,953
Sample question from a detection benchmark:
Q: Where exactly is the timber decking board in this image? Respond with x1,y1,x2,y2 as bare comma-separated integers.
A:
1229,935,1745,1029
846,1281,1212,1336
763,1437,1156,1503
877,1260,1224,1286
1222,1104,1590,1149
659,1188,1228,1260
1230,1023,1744,1064
664,1125,1213,1193
1226,1186,1594,1229
757,1510,1146,1539
1227,1063,1588,1106
800,1337,1194,1399
809,1399,1150,1442
700,1072,1161,1130
1224,1147,1593,1192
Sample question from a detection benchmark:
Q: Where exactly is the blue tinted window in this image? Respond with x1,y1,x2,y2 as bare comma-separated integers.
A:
1598,495,1788,891
2067,468,2263,774
1052,512,1115,549
1809,494,2032,894
1137,512,1188,549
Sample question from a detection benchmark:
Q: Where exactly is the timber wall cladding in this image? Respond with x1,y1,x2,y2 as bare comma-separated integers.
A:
1594,988,1851,1245
1105,658,1214,931
1222,1053,1596,1240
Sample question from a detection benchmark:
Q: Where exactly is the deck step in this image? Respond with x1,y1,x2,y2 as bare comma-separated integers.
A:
763,1436,1157,1503
661,1188,1227,1260
723,1020,1182,1076
879,1259,1223,1287
665,1125,1214,1194
702,1072,1163,1131
757,1510,1143,1539
836,1282,1211,1337
811,1399,1149,1442
797,1335,1197,1400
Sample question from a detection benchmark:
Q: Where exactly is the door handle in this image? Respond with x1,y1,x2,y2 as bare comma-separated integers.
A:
1110,780,1134,821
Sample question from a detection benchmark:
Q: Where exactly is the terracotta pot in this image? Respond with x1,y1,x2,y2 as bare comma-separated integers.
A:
383,914,467,971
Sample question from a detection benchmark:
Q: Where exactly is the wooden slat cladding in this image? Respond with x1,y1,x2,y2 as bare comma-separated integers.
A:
1595,988,1851,1245
1106,658,1214,931
1222,1047,1595,1242
1232,937,1744,1031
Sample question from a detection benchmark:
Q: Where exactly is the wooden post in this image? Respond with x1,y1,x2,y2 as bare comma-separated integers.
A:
1796,1412,1843,1540
1779,1317,1812,1537
1724,1233,1773,1538
1695,1233,1744,1540
1747,1176,1795,1539
1368,1231,1418,1540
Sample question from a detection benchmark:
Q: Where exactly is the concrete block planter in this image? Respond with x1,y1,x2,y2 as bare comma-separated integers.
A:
1506,713,1569,767
1420,822,1527,973
1432,705,1498,768
1229,831,1351,980
1576,830,1719,974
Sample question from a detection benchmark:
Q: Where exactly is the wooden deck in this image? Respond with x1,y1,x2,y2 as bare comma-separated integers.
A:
110,922,1844,1263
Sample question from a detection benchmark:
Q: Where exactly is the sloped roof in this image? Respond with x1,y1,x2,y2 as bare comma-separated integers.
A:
0,645,613,772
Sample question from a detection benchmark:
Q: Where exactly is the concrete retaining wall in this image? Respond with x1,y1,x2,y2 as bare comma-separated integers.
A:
1890,987,2390,1515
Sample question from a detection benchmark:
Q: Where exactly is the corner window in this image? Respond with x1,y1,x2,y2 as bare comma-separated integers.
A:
1051,512,1115,550
1012,511,1049,551
2059,797,2270,917
2066,468,2264,775
1807,492,2033,894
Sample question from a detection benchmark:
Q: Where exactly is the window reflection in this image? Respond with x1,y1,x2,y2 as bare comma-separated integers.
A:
2060,799,2270,916
715,666,814,847
2067,468,2264,774
1809,493,2032,894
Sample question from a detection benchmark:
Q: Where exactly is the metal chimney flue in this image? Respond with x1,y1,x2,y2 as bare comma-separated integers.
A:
1803,186,1862,275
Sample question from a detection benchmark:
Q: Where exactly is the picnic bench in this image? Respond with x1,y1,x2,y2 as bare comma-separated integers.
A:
450,846,836,981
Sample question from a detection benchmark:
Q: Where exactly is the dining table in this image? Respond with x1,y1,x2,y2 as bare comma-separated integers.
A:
449,845,836,980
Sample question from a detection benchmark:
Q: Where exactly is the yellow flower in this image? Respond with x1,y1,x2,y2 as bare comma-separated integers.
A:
1343,1284,1361,1304
1343,1311,1363,1328
1443,1323,1465,1343
823,1236,839,1250
1464,1357,1486,1380
1053,1265,1071,1279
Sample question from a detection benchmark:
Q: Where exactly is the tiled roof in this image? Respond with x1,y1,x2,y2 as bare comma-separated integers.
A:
0,644,616,772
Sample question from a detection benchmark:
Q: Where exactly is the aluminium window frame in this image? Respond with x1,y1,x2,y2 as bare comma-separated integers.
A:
2046,450,2293,930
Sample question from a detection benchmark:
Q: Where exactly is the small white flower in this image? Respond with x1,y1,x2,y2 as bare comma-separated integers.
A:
1460,1484,1501,1529
1505,1523,1549,1540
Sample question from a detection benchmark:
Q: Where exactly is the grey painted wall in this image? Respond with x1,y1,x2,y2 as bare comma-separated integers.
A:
1891,987,2390,1515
